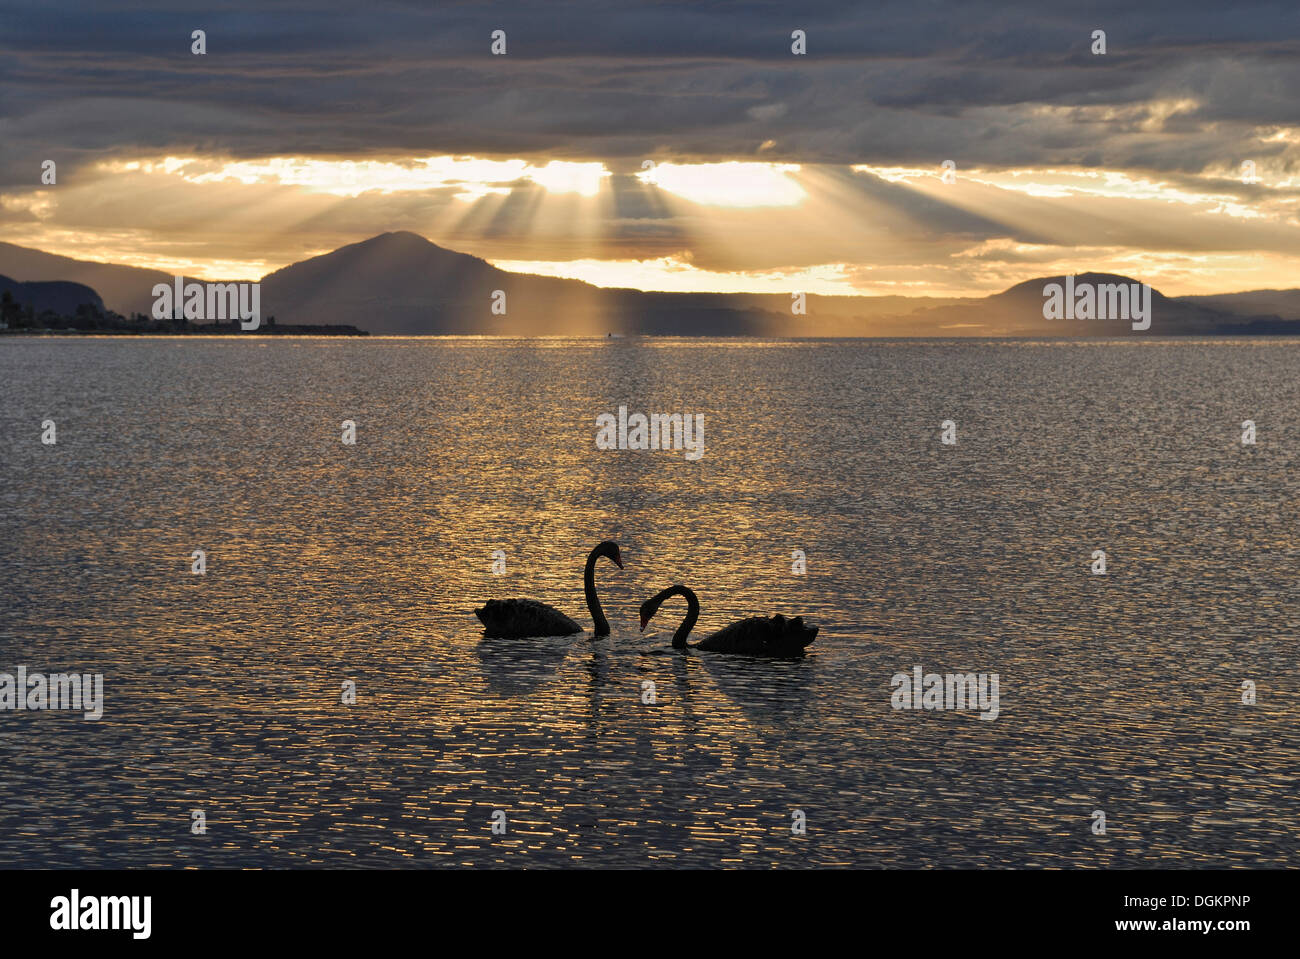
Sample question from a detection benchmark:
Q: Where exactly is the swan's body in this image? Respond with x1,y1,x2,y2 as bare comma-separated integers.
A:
694,614,817,655
474,599,582,638
475,541,623,638
639,585,817,657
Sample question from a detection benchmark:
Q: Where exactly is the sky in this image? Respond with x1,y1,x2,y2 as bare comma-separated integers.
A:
1,0,1298,296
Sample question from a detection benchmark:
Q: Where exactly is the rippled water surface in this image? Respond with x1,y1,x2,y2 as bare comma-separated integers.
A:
1,336,1297,868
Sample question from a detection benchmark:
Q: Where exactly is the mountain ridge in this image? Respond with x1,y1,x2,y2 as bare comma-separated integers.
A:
2,233,1297,336
0,274,104,317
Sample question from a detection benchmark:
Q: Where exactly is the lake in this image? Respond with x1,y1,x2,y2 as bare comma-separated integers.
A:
0,336,1296,867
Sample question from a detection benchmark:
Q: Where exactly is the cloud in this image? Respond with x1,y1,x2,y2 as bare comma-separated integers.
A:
3,1,1299,179
1,1,1298,293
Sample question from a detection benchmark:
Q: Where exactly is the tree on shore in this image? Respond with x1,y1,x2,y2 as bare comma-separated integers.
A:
0,290,20,328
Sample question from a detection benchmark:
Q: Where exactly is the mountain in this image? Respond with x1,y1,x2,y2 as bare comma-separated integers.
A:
894,272,1248,336
3,233,1298,335
1180,289,1300,321
260,237,1275,335
258,231,969,335
0,242,174,317
260,231,610,334
0,274,103,315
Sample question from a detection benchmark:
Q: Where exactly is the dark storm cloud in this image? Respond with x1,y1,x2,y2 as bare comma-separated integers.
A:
2,0,1298,187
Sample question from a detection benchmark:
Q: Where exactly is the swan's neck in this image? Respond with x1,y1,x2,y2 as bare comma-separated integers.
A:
584,550,609,635
670,587,699,648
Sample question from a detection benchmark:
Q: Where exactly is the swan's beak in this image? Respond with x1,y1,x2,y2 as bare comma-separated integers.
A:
613,554,624,570
638,614,647,631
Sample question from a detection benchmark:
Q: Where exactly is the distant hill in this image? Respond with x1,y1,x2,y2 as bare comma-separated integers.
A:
0,243,171,316
0,274,103,315
261,236,1285,335
257,235,1298,335
258,231,973,335
261,231,609,335
895,272,1250,336
4,233,1299,335
1181,289,1300,321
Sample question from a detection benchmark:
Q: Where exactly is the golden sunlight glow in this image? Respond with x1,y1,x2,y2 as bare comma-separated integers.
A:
492,255,859,295
1025,98,1203,132
525,161,610,197
8,149,1300,296
0,225,276,279
637,161,806,207
0,192,56,218
102,155,609,199
851,165,1264,219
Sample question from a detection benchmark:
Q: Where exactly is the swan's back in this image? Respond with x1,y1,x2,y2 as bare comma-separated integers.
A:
474,599,583,638
696,614,818,656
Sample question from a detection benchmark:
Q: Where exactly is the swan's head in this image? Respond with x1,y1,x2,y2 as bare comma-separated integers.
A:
594,540,624,570
638,586,678,631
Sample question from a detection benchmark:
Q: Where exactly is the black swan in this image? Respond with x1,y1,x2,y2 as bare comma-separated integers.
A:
638,584,818,656
475,541,624,638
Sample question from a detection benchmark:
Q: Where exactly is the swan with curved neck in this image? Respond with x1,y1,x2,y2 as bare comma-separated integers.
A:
639,584,817,656
476,541,624,638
